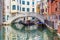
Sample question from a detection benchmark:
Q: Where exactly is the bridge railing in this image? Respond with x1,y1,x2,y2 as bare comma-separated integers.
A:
8,12,54,27
44,19,54,29
7,12,45,24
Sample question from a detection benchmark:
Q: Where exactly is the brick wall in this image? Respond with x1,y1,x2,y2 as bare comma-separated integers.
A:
48,0,60,16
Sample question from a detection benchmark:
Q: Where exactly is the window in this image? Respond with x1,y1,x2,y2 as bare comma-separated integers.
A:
7,6,9,9
3,16,5,22
7,15,9,20
55,8,57,11
32,8,34,12
51,0,55,3
22,1,25,4
41,9,44,13
17,6,19,10
32,2,34,5
22,8,25,11
32,17,35,19
47,0,55,3
27,1,29,5
12,5,16,10
27,8,29,12
47,0,49,2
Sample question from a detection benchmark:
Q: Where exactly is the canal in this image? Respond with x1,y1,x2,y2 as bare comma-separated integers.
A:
10,19,59,40
0,17,60,40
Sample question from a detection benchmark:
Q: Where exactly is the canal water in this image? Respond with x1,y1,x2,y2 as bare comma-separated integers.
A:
10,22,58,40
0,17,59,40
0,23,59,40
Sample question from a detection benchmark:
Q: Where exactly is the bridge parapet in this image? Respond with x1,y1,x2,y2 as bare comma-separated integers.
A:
3,12,53,30
3,12,45,25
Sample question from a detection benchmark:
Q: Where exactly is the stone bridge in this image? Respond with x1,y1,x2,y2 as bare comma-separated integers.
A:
3,12,45,24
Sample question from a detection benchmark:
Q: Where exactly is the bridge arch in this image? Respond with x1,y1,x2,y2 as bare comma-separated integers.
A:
5,13,44,24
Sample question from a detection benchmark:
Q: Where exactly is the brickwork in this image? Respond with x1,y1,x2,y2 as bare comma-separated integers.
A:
48,0,60,15
47,0,60,34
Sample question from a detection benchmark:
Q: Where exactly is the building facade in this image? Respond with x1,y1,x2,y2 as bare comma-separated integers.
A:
40,0,48,15
0,0,4,40
11,0,37,13
47,0,60,35
3,0,39,22
48,0,60,16
0,0,3,26
3,0,11,22
36,1,40,13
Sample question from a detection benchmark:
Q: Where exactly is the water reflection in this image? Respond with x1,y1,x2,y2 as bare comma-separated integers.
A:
11,21,53,40
2,17,59,40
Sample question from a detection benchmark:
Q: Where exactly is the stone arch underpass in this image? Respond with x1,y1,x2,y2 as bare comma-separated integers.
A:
3,13,45,25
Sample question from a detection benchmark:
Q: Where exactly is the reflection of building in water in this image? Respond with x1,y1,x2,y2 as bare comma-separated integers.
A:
34,35,41,40
4,26,38,40
0,0,3,40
